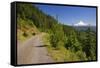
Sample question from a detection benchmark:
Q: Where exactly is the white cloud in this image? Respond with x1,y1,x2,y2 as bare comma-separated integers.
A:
74,21,88,26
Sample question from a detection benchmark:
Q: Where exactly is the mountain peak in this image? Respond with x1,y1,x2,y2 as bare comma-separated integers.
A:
74,21,88,26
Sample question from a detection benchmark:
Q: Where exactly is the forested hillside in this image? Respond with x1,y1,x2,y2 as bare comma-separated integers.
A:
17,3,96,62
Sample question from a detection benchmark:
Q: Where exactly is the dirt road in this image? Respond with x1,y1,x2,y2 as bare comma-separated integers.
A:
17,33,54,65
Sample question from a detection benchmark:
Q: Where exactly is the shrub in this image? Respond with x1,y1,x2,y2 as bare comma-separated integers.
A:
23,32,28,37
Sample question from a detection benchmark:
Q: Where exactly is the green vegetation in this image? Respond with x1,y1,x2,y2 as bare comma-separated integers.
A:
17,3,96,61
17,4,40,42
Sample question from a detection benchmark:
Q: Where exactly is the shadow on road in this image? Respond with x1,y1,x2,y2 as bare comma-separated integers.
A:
35,45,47,47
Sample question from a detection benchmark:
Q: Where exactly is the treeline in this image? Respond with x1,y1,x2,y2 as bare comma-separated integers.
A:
17,3,96,61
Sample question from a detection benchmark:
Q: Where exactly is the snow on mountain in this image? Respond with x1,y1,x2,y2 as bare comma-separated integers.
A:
74,21,88,26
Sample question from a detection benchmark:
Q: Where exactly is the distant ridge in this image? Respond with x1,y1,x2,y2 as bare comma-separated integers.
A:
72,26,96,32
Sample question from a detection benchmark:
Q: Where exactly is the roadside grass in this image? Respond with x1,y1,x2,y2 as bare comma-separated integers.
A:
42,33,67,61
47,46,67,62
17,18,40,43
42,33,51,46
47,45,81,62
42,33,84,62
17,30,32,42
17,28,39,43
17,29,26,42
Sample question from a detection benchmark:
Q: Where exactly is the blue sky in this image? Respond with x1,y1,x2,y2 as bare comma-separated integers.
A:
35,4,96,26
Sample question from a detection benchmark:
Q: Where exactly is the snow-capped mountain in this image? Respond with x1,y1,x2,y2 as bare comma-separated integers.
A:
74,21,88,26
73,21,96,32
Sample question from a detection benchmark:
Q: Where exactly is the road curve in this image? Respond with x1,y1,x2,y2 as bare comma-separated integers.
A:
17,33,54,65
